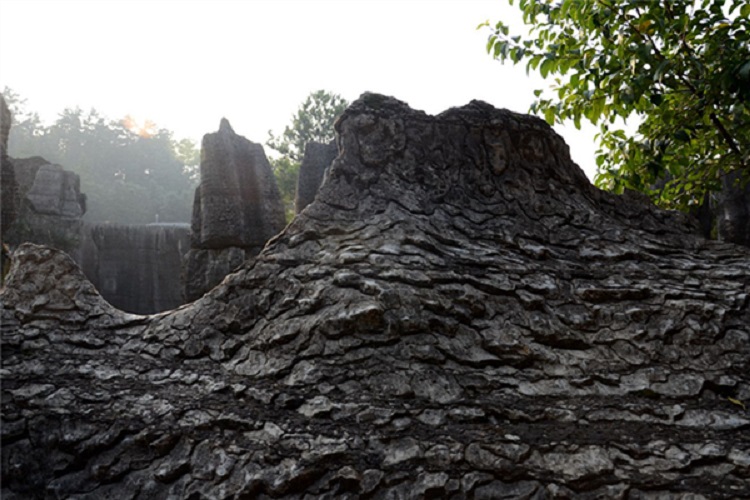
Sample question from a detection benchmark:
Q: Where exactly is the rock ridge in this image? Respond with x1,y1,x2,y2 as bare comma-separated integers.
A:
1,93,748,499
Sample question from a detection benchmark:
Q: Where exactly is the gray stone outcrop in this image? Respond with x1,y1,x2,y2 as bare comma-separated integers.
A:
79,223,191,314
2,94,749,498
25,163,86,217
5,156,86,256
715,171,750,246
191,118,285,249
295,140,338,214
182,246,248,303
183,118,286,302
1,94,17,236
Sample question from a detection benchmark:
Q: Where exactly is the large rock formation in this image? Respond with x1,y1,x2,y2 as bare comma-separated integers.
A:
191,118,285,249
183,119,286,302
2,94,749,498
295,140,338,214
25,163,86,218
1,94,18,238
5,156,86,256
715,171,750,246
78,223,191,314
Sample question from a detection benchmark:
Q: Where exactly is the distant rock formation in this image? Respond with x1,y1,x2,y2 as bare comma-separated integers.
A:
0,93,10,151
79,223,191,314
715,171,750,246
25,163,86,218
10,156,48,199
295,140,338,214
191,118,285,249
1,94,18,237
183,118,286,302
6,156,86,256
2,94,749,498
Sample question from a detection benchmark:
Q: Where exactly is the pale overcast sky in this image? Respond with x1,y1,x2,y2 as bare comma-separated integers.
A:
0,0,599,179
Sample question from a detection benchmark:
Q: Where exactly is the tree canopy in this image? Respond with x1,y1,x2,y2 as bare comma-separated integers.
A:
267,90,348,220
4,88,199,224
483,0,750,210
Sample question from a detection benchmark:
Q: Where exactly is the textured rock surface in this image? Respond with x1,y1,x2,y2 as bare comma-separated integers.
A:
295,140,338,214
10,156,50,197
0,93,10,150
5,156,86,256
184,119,286,302
190,118,285,249
716,171,750,247
1,94,17,234
2,94,749,499
25,163,86,217
78,223,191,314
182,246,249,303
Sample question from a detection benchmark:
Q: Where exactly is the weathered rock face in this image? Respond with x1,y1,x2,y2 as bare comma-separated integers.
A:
0,94,18,235
295,140,338,214
716,171,750,246
78,223,191,314
10,156,49,196
5,157,86,256
191,118,285,250
183,119,286,302
0,93,10,150
25,163,86,218
2,94,749,499
182,246,249,303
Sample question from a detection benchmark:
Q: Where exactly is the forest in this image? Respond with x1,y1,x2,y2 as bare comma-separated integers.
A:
4,88,347,225
4,88,199,224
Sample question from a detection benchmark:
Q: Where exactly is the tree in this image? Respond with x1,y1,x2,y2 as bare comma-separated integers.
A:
483,0,750,210
268,90,348,163
4,88,200,224
267,90,349,220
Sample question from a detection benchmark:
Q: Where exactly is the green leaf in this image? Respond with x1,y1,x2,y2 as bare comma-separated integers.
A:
493,41,505,59
540,58,554,78
484,0,750,213
544,107,556,124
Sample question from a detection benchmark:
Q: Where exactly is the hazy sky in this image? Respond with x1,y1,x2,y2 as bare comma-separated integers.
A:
0,0,599,178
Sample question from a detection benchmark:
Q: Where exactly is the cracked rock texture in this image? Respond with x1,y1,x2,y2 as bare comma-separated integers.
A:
1,93,17,234
4,156,86,256
295,140,338,215
2,94,750,499
78,223,191,314
183,118,286,302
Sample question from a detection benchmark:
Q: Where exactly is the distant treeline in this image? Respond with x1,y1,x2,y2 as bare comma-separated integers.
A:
4,88,199,224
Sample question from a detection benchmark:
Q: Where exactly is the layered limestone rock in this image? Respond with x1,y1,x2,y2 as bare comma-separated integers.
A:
78,223,191,314
10,156,52,196
295,140,338,214
5,157,86,256
182,246,247,303
25,163,86,218
715,171,750,246
190,118,285,249
1,94,17,237
2,94,749,498
183,119,286,302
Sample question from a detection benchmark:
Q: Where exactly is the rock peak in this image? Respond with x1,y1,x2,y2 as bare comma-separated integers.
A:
316,93,696,240
218,117,234,134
